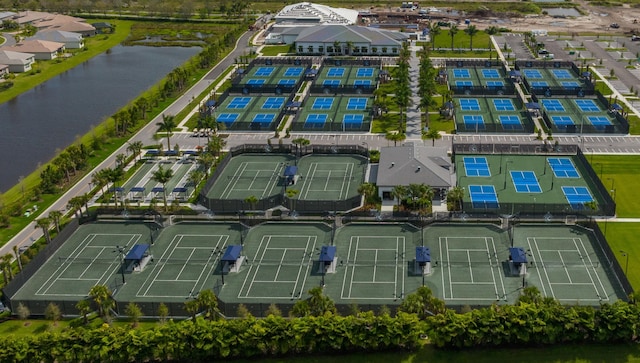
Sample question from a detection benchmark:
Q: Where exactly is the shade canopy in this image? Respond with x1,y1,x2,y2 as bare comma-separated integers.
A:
125,244,150,261
319,246,336,263
509,247,527,264
222,245,242,262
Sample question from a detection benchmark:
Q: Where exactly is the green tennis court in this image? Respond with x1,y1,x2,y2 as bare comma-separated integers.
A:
205,154,294,200
294,154,366,201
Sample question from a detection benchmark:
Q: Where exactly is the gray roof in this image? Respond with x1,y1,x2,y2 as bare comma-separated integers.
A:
31,29,82,43
296,25,409,46
0,11,16,20
0,50,35,65
377,143,452,188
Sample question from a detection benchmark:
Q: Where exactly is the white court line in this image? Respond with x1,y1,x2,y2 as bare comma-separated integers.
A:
340,237,354,299
139,234,184,297
557,251,573,283
342,162,354,200
467,250,474,283
575,237,609,301
301,162,317,199
489,237,507,300
348,236,360,298
264,162,283,198
220,161,249,199
531,237,556,299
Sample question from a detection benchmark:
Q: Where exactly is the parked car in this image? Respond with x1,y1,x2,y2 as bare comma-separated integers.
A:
610,23,620,28
632,35,640,41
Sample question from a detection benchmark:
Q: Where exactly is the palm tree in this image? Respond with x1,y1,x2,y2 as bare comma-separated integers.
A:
357,182,377,207
156,114,177,151
188,170,204,189
345,41,353,55
36,217,52,244
49,210,63,233
385,131,406,147
485,26,500,59
127,141,144,163
423,128,442,146
464,25,478,51
285,189,299,212
244,195,258,211
199,153,216,177
392,185,408,207
292,137,310,158
449,24,459,51
2,253,14,280
13,245,22,272
398,286,445,319
429,22,441,51
89,285,115,320
196,289,220,321
333,40,341,55
447,186,465,211
152,165,174,212
206,134,226,159
67,196,84,218
105,167,125,209
76,299,91,325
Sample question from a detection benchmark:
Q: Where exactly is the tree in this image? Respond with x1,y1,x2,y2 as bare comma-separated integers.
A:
156,114,177,151
0,254,12,284
358,182,377,207
236,304,252,318
199,153,215,177
398,286,446,319
244,195,258,211
423,128,442,146
76,299,91,326
157,303,169,324
464,25,479,50
13,245,22,272
265,303,282,317
36,217,52,244
151,165,174,212
45,303,61,325
49,210,63,233
206,134,226,158
291,137,310,158
333,40,341,55
125,302,143,327
291,286,337,317
392,185,408,207
89,285,115,320
447,186,464,211
187,170,204,189
449,24,459,51
385,131,406,147
285,189,299,212
16,303,30,322
485,26,500,59
429,22,441,51
127,141,144,163
196,289,220,321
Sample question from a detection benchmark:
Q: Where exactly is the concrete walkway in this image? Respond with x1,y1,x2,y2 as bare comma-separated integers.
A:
405,46,423,141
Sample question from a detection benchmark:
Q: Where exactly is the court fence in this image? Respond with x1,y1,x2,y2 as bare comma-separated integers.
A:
199,145,368,213
454,111,536,134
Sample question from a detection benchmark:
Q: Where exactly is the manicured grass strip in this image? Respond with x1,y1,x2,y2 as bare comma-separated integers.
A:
599,222,640,290
589,155,640,217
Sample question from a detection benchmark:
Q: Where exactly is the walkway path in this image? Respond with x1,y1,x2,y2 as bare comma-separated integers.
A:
405,46,423,141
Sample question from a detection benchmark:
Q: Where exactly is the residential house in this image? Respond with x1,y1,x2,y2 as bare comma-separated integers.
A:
92,22,113,34
30,30,84,49
376,143,454,204
293,25,409,56
3,40,65,60
0,50,35,73
0,64,9,77
0,11,17,21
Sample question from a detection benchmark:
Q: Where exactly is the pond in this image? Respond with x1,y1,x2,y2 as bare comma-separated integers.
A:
0,45,200,192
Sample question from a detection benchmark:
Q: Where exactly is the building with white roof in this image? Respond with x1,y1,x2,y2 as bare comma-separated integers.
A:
292,25,409,55
0,50,35,73
30,30,84,49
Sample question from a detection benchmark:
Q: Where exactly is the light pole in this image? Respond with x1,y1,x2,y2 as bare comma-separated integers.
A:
114,246,126,285
620,250,629,276
607,178,615,192
594,163,603,180
503,160,513,189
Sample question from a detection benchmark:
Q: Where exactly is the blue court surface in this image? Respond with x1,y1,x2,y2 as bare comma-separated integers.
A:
284,67,303,77
347,98,367,110
456,80,473,86
304,114,328,127
323,79,341,86
228,97,251,109
353,80,371,86
531,81,549,88
493,99,515,111
510,171,542,193
460,98,481,111
561,81,580,88
588,116,612,127
343,114,364,126
469,185,499,208
255,67,275,77
463,115,485,129
218,113,239,125
542,99,565,112
247,79,265,85
481,69,500,78
278,79,297,85
252,114,275,125
463,157,490,177
552,115,574,126
562,186,593,209
552,69,573,79
327,68,345,77
486,81,504,88
261,97,285,109
523,69,542,79
356,68,374,77
453,69,471,78
499,115,522,129
575,99,600,112
548,158,579,178
312,97,334,110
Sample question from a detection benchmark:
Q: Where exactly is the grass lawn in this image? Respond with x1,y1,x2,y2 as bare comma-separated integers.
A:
426,114,455,133
600,222,640,290
432,31,491,51
238,343,640,363
589,155,640,217
260,45,293,56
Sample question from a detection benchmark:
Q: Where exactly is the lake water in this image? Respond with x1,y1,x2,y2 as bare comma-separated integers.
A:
0,45,200,192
